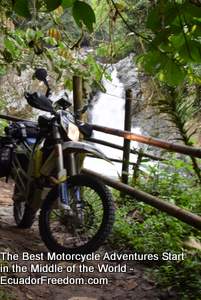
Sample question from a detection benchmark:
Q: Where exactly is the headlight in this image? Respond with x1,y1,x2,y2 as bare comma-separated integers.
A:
68,123,80,141
60,111,80,141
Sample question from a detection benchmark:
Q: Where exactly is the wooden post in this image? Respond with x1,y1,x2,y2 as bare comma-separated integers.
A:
121,89,132,184
73,76,83,120
72,76,83,174
132,149,144,186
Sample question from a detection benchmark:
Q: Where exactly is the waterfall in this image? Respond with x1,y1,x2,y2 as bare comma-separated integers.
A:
84,67,141,177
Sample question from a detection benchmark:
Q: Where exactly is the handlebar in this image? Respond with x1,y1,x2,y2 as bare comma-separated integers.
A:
24,91,92,137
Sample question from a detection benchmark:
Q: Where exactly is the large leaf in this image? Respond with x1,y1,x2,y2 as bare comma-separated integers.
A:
181,3,201,19
146,7,161,31
44,0,62,11
158,59,186,86
187,41,201,63
13,0,30,18
137,50,166,73
62,0,76,8
179,40,201,63
72,1,96,33
169,33,185,49
163,3,178,27
4,38,15,54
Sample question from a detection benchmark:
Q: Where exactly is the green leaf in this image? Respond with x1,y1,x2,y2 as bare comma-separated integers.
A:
158,59,186,86
4,38,20,59
169,33,185,49
179,40,201,63
137,51,166,73
163,4,179,26
4,38,15,55
44,0,62,11
62,0,75,8
181,3,201,19
0,66,7,76
146,7,161,31
13,32,26,48
25,28,36,42
189,41,201,63
64,78,73,90
147,3,177,31
44,36,58,46
13,0,30,18
72,1,96,33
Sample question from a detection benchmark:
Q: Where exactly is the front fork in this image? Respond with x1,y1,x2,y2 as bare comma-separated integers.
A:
53,121,81,210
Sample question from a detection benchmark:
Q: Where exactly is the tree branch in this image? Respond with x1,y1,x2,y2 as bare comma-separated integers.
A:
109,0,151,43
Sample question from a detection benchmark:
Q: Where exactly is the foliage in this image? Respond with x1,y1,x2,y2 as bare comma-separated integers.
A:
11,0,96,32
0,0,101,89
150,84,201,182
110,156,201,299
136,0,201,86
73,1,95,33
90,0,201,86
153,86,200,142
153,256,201,300
92,0,149,61
0,120,8,134
0,0,201,88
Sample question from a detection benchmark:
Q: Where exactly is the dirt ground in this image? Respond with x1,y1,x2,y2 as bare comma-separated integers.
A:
0,179,170,300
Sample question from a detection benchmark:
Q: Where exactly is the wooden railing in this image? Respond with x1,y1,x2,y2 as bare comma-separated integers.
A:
83,169,201,230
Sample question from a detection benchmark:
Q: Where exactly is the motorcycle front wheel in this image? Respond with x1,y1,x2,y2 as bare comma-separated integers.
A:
13,183,36,229
39,174,115,254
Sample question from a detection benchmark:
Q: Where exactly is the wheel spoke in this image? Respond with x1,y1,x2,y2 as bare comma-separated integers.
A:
39,175,114,253
48,184,104,248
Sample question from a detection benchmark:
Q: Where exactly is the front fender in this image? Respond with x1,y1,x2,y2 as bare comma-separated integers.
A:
62,141,110,162
40,141,111,177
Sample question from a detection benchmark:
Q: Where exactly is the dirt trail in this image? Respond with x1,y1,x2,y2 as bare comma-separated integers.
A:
0,179,163,300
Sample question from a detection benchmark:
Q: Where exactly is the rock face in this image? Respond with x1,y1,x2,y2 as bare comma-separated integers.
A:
115,54,140,93
115,54,181,145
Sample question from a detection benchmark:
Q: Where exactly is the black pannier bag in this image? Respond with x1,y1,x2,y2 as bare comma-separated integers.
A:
0,137,13,178
4,121,39,140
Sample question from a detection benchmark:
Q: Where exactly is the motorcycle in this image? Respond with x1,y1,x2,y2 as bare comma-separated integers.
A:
0,69,115,254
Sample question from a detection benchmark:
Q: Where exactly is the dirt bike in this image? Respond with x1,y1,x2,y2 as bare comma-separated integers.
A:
0,69,115,254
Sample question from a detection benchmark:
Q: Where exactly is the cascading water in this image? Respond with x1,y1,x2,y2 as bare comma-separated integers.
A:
84,67,141,177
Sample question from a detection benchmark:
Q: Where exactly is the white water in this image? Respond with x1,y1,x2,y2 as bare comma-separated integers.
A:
84,68,141,177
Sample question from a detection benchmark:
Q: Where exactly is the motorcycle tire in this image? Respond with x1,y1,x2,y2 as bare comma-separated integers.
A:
39,174,115,254
13,184,36,229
